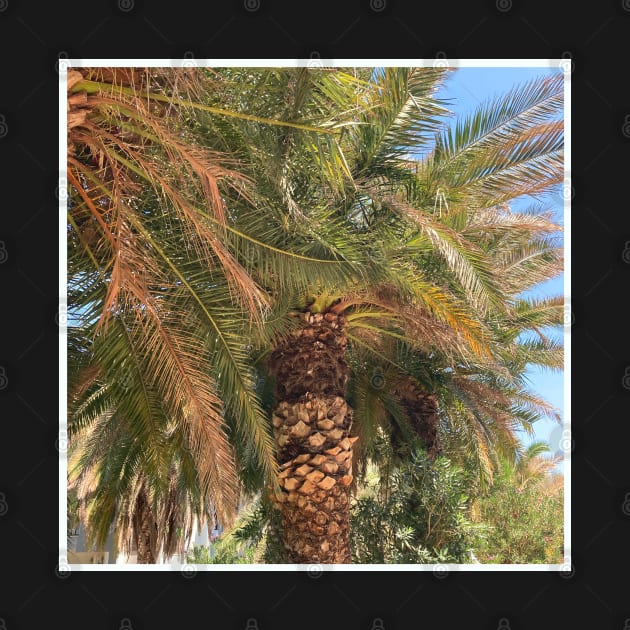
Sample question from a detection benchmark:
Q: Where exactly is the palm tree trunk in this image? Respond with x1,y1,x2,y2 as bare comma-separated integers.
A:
269,311,355,563
133,485,157,564
395,380,441,457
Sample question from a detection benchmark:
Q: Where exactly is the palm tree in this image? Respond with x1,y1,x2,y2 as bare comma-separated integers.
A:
68,395,222,564
67,66,564,564
347,206,564,492
260,69,563,562
505,441,562,490
66,66,361,560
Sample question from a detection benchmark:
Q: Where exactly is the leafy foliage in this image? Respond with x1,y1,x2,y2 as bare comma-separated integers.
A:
350,440,484,563
186,540,256,565
473,476,563,563
473,444,563,563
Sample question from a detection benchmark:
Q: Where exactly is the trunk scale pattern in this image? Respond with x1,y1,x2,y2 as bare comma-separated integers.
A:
269,311,355,563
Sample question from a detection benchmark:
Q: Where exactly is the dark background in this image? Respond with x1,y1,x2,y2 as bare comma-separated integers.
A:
1,1,627,628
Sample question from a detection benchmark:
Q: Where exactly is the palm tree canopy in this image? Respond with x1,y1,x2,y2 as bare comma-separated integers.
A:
67,66,564,559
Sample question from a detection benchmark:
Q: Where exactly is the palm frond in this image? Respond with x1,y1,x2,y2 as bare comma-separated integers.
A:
428,74,563,204
351,67,451,174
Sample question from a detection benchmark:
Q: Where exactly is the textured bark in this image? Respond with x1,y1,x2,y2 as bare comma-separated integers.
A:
394,379,441,457
269,311,354,563
133,486,157,564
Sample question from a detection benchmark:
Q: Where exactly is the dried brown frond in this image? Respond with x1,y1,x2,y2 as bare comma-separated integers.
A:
68,67,271,326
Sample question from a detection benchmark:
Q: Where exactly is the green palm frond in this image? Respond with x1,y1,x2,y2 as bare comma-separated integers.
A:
501,337,564,373
382,195,505,318
350,67,451,174
427,74,563,204
69,401,219,559
494,236,563,294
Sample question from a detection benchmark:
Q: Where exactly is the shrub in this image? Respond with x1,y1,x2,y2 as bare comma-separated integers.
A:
473,474,563,564
350,448,484,563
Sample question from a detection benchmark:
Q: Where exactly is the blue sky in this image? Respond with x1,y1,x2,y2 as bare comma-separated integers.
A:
434,66,565,465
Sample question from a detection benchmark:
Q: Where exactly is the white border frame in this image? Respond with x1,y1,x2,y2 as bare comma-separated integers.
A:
59,58,570,572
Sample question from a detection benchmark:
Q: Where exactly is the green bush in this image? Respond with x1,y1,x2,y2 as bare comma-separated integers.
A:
473,476,563,564
186,539,256,564
350,448,484,564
